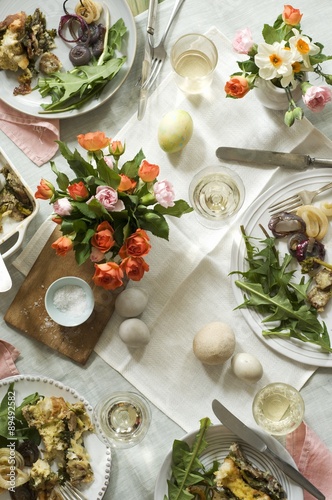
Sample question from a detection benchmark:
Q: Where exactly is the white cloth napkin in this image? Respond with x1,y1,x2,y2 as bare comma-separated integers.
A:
13,27,332,432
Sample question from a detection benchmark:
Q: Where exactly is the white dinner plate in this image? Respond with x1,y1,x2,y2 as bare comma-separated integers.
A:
154,424,304,499
0,0,137,119
0,374,111,499
231,168,332,367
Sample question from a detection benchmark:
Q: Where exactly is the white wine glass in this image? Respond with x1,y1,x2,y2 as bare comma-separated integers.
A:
93,391,151,449
189,165,245,229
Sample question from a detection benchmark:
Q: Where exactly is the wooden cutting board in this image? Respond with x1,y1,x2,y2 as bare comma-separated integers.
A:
5,227,125,365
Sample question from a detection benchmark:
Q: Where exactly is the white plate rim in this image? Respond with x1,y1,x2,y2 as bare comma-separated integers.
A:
231,167,332,367
154,423,304,499
0,374,111,499
0,0,137,119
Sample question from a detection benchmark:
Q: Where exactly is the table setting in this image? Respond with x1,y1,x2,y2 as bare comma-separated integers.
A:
1,0,332,498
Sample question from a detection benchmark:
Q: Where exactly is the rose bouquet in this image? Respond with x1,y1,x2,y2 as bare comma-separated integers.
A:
225,5,332,126
35,131,192,290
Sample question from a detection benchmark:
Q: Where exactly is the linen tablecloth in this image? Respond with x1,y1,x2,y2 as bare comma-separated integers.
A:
14,27,332,432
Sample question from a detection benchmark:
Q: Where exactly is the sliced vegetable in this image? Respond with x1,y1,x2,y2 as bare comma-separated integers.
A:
296,205,329,240
75,0,103,24
288,234,325,265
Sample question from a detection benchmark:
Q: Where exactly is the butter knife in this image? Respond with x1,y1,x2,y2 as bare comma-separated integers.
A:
216,146,332,169
137,0,158,120
212,399,325,500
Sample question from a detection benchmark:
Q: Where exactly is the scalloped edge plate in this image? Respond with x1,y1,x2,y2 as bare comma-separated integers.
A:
0,374,111,499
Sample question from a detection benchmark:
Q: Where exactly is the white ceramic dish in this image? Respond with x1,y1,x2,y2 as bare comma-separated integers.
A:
0,147,39,259
154,423,304,499
0,0,137,119
45,276,95,326
0,374,111,500
231,168,332,367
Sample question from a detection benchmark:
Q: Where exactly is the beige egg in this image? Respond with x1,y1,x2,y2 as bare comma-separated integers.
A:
231,352,263,382
193,322,236,365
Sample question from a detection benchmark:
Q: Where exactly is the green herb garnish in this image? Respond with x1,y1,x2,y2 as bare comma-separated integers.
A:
233,225,332,352
34,18,127,114
0,382,42,447
165,417,220,500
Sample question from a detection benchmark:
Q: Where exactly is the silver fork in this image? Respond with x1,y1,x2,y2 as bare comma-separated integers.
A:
58,483,87,500
141,0,186,90
268,181,332,215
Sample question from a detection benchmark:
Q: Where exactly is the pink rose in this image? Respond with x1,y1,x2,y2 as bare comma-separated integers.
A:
232,28,254,54
104,156,113,168
53,197,73,216
153,180,175,208
303,85,332,113
90,247,105,262
95,185,125,211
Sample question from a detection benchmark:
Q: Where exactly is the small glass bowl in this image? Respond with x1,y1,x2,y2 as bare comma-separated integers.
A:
45,276,94,327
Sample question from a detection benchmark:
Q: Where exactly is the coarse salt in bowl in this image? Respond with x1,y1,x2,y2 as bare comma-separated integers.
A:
45,277,94,327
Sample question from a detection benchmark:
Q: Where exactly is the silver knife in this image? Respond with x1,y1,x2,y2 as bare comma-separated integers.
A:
216,146,332,170
137,0,158,120
212,399,325,500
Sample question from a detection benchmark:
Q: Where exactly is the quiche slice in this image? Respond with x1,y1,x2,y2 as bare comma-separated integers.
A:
214,443,287,500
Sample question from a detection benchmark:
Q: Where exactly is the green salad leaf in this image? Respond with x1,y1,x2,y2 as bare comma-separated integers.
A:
0,382,42,447
165,417,219,500
35,18,127,113
233,226,332,352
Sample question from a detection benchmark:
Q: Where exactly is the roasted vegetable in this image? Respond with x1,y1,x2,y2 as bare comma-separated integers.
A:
268,211,306,238
288,234,325,265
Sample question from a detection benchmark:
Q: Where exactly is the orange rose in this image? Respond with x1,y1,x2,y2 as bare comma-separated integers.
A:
119,229,151,258
138,160,160,182
67,181,89,200
118,174,137,192
121,257,149,281
51,236,73,256
92,262,124,290
35,179,54,200
282,5,302,25
91,221,115,253
77,131,111,151
51,215,62,224
225,76,251,98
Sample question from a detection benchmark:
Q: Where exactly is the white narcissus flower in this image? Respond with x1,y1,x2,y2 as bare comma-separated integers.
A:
289,29,320,69
255,41,294,83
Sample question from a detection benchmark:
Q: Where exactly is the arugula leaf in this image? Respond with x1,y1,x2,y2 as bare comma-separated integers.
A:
233,226,332,352
0,383,42,447
165,417,212,500
35,19,127,113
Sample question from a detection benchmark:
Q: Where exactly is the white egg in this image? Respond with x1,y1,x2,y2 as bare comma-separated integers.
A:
193,322,236,365
115,288,148,317
231,352,263,382
119,318,151,347
158,110,193,153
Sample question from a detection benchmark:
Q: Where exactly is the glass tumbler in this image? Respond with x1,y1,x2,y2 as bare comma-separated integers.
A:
252,382,305,436
94,391,151,448
189,165,245,229
171,33,218,94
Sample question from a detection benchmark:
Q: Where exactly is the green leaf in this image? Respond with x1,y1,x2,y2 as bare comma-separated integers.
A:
233,227,332,352
138,210,169,240
155,200,193,217
56,142,96,178
96,157,121,188
50,161,70,190
120,149,145,177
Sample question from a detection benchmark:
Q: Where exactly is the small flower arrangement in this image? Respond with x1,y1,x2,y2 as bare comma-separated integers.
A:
225,5,332,126
35,131,192,290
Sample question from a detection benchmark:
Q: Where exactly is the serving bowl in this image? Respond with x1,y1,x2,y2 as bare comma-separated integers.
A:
45,277,95,327
0,147,39,259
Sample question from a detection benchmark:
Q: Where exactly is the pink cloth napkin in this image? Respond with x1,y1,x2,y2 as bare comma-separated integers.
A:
0,340,20,379
0,100,60,166
286,422,332,499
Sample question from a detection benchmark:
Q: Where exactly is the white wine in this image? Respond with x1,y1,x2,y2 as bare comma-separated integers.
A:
94,392,151,448
174,49,214,78
252,383,305,435
191,173,242,220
